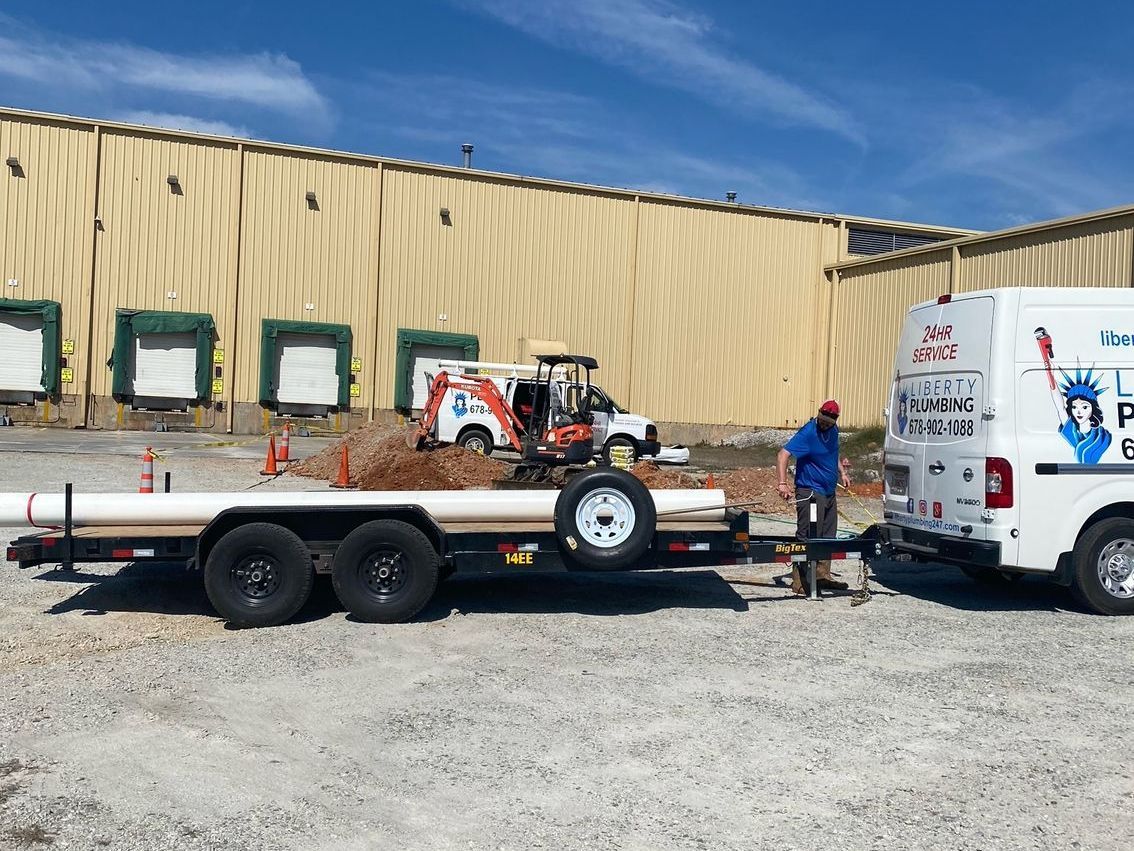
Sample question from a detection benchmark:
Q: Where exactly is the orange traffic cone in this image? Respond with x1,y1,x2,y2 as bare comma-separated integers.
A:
276,422,291,463
261,434,281,476
705,472,716,490
330,444,356,489
139,447,155,493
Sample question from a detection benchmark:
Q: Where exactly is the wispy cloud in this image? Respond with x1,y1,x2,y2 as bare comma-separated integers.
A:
114,111,251,139
458,0,861,144
0,13,329,124
356,72,828,209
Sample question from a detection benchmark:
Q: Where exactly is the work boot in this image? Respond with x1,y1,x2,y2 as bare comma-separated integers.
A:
816,560,848,591
790,565,811,596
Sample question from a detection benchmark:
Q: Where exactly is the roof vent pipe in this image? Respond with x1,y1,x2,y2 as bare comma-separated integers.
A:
461,143,474,169
726,191,737,203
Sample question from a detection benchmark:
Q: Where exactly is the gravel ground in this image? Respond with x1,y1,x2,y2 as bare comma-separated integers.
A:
0,445,1131,850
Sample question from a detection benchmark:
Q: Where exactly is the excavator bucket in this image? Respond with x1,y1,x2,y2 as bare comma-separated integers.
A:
406,423,427,450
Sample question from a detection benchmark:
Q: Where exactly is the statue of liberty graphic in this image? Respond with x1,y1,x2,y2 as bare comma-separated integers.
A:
1034,329,1111,467
1057,366,1111,464
1035,327,1111,465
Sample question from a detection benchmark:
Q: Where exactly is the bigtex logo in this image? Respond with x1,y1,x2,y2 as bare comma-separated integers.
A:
774,543,807,554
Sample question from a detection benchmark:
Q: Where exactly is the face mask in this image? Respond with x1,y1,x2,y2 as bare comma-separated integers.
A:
817,414,837,429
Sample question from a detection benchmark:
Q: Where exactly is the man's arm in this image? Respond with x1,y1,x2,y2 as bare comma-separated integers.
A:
776,448,792,500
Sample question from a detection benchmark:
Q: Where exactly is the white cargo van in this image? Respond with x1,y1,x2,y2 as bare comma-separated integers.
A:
421,360,661,462
880,287,1134,615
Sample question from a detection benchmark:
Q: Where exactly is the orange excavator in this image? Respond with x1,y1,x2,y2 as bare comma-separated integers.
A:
408,354,598,481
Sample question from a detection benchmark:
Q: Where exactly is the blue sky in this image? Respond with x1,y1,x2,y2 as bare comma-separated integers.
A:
1,0,1131,230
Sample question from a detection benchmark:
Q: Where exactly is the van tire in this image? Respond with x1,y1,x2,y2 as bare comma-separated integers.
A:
602,436,638,465
1071,518,1134,615
332,520,440,623
458,427,494,456
204,523,314,628
554,468,655,570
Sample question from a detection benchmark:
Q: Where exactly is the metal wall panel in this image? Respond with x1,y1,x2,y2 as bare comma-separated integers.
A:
236,150,381,407
831,250,952,427
0,117,96,398
375,166,637,409
89,131,240,399
957,215,1134,291
631,202,828,426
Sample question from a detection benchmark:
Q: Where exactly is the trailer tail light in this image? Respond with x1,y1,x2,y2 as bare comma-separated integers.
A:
985,457,1014,508
937,294,952,304
5,548,16,562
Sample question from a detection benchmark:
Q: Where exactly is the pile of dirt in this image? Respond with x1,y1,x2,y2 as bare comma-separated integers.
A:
849,481,883,498
715,467,793,515
290,423,507,490
629,461,698,490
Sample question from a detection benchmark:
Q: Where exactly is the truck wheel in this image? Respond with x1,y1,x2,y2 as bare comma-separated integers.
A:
554,468,656,570
204,523,314,628
332,520,440,623
1071,518,1134,615
602,437,638,465
458,428,494,456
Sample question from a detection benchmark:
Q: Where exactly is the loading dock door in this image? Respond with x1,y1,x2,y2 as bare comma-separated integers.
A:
275,332,339,406
410,343,468,410
130,332,198,399
0,313,46,392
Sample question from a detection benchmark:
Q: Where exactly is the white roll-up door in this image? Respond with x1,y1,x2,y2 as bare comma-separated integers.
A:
410,343,466,410
0,313,45,392
275,332,338,406
130,332,198,399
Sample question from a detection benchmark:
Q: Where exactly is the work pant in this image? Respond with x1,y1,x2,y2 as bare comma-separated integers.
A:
793,487,838,590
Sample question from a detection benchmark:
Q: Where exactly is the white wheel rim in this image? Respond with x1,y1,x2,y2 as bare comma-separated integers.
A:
466,435,487,453
1097,538,1134,598
575,487,636,548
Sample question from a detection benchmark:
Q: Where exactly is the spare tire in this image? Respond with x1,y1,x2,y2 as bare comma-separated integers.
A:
554,468,656,570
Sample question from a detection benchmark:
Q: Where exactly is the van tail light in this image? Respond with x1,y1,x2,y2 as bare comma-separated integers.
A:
645,425,657,442
985,457,1014,508
937,294,952,304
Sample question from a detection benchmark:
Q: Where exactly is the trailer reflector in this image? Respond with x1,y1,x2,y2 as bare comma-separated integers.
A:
5,548,16,561
111,548,155,558
667,542,710,552
497,543,518,552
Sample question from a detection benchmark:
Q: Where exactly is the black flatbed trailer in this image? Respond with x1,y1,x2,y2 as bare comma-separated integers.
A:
6,478,885,627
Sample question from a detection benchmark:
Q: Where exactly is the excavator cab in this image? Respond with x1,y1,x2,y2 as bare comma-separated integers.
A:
519,354,597,467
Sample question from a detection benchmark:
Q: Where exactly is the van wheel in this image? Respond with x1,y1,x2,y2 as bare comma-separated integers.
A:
458,428,494,456
602,437,638,465
1071,518,1134,615
554,468,656,570
204,523,314,628
332,520,440,623
959,565,1024,585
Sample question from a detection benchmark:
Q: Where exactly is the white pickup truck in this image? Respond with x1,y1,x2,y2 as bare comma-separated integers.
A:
417,359,663,463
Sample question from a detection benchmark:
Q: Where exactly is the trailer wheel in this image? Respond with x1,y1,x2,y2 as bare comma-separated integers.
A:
204,523,314,628
1071,518,1134,615
332,520,440,623
554,468,655,570
458,427,494,456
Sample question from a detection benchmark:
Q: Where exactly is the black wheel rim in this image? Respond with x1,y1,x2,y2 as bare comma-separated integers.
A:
230,554,283,605
359,548,407,600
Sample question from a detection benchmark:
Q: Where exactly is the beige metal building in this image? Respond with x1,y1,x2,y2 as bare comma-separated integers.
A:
826,206,1134,427
0,106,973,439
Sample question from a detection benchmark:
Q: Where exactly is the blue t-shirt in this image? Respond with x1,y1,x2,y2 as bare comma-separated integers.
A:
784,419,839,496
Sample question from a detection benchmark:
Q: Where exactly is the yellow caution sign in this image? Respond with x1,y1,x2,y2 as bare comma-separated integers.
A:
61,367,74,383
350,356,362,373
211,378,224,394
62,339,75,355
349,382,361,398
213,349,225,364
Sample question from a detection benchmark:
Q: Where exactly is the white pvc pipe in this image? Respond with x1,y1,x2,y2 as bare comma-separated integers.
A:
0,489,725,529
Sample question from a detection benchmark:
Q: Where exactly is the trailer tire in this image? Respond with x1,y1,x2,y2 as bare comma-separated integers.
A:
332,520,440,623
1070,518,1134,615
458,427,494,456
204,523,314,628
554,468,655,570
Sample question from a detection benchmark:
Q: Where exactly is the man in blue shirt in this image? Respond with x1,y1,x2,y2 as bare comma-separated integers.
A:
776,400,851,595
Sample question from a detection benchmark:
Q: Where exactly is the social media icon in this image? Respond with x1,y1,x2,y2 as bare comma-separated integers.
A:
918,500,928,516
933,502,942,519
906,498,914,514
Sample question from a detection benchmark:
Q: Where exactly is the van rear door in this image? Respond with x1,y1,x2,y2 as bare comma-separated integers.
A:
885,295,994,538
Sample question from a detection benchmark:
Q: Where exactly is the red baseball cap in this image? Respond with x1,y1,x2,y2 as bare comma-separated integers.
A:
819,399,840,416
